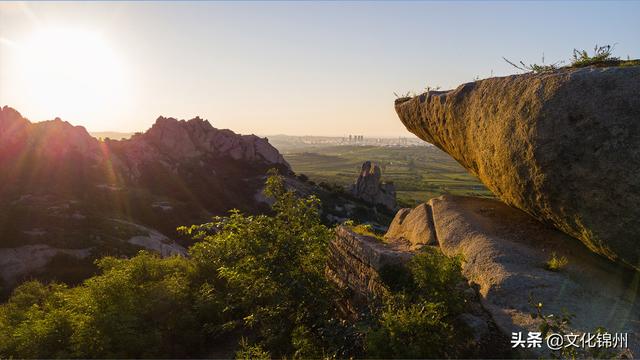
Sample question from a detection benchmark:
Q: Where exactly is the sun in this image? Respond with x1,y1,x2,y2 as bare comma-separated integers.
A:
8,26,130,126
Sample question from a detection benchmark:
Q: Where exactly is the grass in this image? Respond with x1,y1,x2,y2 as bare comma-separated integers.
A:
351,224,381,239
545,252,568,272
502,54,563,73
504,44,639,74
570,44,618,68
281,145,493,207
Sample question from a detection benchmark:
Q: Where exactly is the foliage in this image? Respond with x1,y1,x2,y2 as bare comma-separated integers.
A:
346,221,382,239
0,172,359,359
545,252,569,272
393,91,414,99
235,338,271,360
366,248,468,358
503,53,563,73
529,299,621,359
504,44,639,74
366,299,455,358
186,169,353,357
0,254,204,358
570,44,619,68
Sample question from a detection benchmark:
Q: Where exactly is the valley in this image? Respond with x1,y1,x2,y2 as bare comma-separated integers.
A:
274,142,493,207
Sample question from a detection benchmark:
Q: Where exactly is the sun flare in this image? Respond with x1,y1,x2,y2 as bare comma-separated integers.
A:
9,26,129,124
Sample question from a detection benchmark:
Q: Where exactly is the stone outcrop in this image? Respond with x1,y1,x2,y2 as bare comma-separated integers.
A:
350,161,396,211
329,222,504,351
0,245,92,286
120,116,289,176
431,195,640,356
330,195,640,356
395,66,640,269
384,203,437,250
327,226,412,301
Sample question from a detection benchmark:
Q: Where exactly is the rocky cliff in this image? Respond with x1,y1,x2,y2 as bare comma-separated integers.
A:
395,66,640,270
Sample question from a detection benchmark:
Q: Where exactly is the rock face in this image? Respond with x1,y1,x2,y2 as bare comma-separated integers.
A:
327,226,413,303
430,195,640,356
350,161,396,211
0,245,92,286
119,116,289,178
395,66,640,269
384,203,437,250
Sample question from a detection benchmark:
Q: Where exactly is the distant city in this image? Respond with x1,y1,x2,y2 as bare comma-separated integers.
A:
89,132,432,148
267,134,430,149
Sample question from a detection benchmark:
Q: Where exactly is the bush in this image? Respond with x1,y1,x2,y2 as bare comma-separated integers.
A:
0,254,203,358
545,252,568,272
366,248,468,358
367,299,455,358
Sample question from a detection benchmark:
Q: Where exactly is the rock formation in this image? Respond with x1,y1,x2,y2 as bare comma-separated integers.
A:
330,196,640,356
116,116,289,179
430,195,640,356
350,161,396,211
0,106,290,290
384,203,436,250
395,66,640,269
327,226,412,302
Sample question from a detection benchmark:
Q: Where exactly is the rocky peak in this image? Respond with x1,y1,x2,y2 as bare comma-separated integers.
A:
132,115,290,168
0,106,100,159
350,161,396,211
0,106,30,144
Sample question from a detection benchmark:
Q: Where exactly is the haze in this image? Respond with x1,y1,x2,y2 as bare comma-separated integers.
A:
1,1,638,136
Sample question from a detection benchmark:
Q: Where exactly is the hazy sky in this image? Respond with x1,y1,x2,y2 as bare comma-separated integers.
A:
1,1,639,136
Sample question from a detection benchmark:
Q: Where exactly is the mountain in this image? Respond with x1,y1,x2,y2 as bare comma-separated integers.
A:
0,106,290,290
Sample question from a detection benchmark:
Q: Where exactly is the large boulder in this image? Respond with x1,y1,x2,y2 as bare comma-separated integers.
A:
395,66,640,269
384,203,436,250
350,161,396,211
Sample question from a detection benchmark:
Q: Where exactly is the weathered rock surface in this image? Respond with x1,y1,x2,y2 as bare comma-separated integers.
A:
330,195,640,355
384,203,436,250
431,195,640,355
350,161,396,211
395,66,640,269
327,226,412,301
117,116,289,179
0,245,92,286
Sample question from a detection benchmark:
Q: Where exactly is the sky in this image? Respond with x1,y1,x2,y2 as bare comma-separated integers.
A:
1,1,639,137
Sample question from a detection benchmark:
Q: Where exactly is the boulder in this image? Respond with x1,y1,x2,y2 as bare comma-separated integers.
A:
395,66,640,269
384,203,437,250
350,161,396,211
